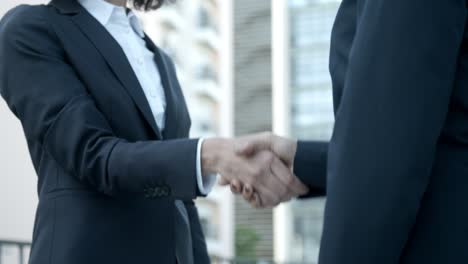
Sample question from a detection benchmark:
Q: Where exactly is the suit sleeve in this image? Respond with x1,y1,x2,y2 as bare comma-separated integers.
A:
0,6,197,200
319,0,466,263
294,141,328,197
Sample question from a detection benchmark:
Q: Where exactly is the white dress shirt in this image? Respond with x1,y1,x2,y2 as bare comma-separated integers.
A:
78,0,215,195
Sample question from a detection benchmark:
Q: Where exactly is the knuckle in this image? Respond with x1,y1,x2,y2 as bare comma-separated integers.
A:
248,173,259,186
242,141,253,151
251,167,262,178
262,152,275,164
286,174,295,186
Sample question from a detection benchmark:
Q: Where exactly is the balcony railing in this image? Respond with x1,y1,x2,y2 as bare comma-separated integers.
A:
0,240,31,264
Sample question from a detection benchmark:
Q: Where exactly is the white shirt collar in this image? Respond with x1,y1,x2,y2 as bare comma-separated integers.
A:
78,0,145,38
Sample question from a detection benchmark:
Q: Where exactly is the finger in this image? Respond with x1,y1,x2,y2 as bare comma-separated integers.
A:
284,173,309,196
269,158,295,203
248,154,285,207
271,157,308,197
242,192,251,202
231,184,242,194
218,177,230,186
248,191,257,204
256,184,282,208
230,179,243,194
250,193,262,208
243,190,256,205
230,184,240,194
242,185,254,200
290,174,309,195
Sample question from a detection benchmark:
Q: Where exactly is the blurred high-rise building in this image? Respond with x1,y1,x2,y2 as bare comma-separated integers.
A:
231,0,340,262
140,0,223,138
140,0,236,260
232,0,274,260
273,0,340,263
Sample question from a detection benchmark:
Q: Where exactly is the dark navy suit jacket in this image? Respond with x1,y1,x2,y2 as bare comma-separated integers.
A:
294,0,468,263
0,0,209,263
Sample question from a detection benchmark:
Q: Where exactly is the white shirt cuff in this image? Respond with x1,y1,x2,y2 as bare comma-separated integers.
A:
196,138,218,196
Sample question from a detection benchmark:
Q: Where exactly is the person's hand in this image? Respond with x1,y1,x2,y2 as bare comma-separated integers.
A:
235,132,298,169
202,138,306,208
217,133,309,208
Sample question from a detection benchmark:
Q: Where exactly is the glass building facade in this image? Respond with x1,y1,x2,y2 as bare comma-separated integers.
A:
288,0,341,262
289,0,338,141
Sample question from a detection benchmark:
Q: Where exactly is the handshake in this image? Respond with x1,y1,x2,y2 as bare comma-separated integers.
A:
201,132,309,208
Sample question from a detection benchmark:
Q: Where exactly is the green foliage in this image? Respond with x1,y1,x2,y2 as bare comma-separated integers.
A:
235,225,260,258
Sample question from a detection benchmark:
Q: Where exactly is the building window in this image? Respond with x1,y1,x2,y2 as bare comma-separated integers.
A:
289,0,339,141
196,64,218,83
198,7,211,29
288,0,341,263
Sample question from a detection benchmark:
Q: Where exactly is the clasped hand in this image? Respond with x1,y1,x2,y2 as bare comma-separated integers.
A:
202,133,309,208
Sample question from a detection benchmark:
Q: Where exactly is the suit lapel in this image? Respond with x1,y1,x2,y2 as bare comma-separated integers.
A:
51,0,163,139
144,36,180,140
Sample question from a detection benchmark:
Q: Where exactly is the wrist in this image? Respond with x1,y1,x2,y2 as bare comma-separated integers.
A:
201,138,232,176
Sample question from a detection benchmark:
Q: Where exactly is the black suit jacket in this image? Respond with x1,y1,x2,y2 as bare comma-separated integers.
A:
294,0,468,263
0,0,209,263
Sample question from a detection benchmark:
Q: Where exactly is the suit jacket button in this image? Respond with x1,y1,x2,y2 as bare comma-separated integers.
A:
153,187,161,197
164,186,171,196
144,190,153,199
